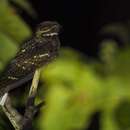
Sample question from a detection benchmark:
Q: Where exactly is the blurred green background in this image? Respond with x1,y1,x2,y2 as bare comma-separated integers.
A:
0,0,130,130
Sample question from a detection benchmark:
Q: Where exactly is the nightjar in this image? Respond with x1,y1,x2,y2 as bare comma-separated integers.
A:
0,21,61,102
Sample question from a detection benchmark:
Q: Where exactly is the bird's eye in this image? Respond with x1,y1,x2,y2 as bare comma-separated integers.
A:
40,26,49,31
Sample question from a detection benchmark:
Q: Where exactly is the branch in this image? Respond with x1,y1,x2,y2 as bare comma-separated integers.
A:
21,69,41,130
2,95,23,130
1,69,42,130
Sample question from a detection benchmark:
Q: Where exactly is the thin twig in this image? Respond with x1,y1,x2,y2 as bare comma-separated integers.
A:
21,69,41,130
1,69,41,130
29,69,41,97
2,95,22,130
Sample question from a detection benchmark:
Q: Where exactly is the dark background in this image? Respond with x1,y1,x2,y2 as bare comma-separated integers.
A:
20,0,130,57
19,0,130,57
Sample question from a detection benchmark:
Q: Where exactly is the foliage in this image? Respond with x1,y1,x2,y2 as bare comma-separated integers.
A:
38,46,130,130
0,0,32,70
0,1,130,130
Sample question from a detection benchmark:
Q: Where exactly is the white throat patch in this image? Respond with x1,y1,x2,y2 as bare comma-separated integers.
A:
43,32,58,37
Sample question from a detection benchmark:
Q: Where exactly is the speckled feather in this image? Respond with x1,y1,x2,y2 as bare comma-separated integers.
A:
0,21,60,97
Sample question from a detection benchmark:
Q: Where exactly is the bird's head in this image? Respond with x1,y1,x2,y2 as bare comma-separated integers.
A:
36,21,61,39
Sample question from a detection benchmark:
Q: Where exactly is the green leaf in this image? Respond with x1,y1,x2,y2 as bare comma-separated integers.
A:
10,0,37,17
0,1,32,44
0,32,18,68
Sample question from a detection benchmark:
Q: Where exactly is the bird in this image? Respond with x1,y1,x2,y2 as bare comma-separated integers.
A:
0,21,61,105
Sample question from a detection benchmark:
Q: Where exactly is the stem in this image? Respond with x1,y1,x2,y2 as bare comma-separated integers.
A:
29,69,41,97
1,69,41,130
21,69,41,130
2,95,22,130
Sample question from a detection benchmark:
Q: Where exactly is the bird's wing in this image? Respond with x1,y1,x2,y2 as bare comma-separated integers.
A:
0,38,49,96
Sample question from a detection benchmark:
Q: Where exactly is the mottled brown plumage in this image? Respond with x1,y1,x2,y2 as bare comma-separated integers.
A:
0,21,61,97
